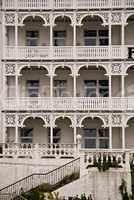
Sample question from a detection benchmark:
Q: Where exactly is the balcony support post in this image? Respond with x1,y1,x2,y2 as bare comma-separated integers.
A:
108,12,112,59
121,75,125,97
15,12,18,59
109,126,112,149
50,114,53,144
109,75,112,97
50,12,53,58
2,12,6,59
122,126,125,150
15,114,18,143
121,12,125,58
73,74,77,98
50,68,54,110
15,70,19,109
2,115,6,144
73,114,77,144
73,12,76,59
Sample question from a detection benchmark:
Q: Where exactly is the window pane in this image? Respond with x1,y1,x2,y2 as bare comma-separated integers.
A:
99,38,109,46
26,31,39,38
85,88,97,97
99,129,109,137
85,139,96,148
85,80,97,87
26,80,39,97
84,129,96,137
99,89,109,97
85,38,96,46
99,139,109,148
84,30,97,37
99,80,109,87
54,31,66,37
54,38,65,46
99,30,108,37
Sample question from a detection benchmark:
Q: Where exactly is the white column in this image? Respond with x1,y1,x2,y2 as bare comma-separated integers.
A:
121,22,125,46
50,114,53,144
15,115,18,143
2,12,6,59
74,126,77,144
109,75,112,97
50,74,53,98
15,74,18,98
108,12,112,59
73,114,77,144
73,12,76,58
3,73,6,100
109,13,112,46
50,12,53,57
73,74,77,97
121,75,125,97
109,126,112,149
15,12,18,59
2,114,6,143
15,72,19,110
121,12,125,58
122,126,125,149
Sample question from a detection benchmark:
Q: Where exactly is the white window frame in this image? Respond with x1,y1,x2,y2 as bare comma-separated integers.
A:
84,80,109,97
84,29,109,46
84,128,109,149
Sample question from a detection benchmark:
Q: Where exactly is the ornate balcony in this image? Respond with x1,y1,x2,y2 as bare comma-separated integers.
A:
4,46,127,60
3,97,134,111
0,143,77,159
2,0,134,10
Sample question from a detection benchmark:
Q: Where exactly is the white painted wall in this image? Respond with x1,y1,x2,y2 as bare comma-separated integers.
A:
0,158,72,189
56,169,131,200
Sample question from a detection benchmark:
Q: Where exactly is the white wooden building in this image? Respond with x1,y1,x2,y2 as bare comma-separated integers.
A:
0,0,134,199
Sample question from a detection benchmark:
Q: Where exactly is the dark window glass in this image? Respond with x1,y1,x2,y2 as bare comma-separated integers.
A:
26,80,39,97
20,128,33,143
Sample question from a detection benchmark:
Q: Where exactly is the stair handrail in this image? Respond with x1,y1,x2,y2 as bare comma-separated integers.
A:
0,158,80,196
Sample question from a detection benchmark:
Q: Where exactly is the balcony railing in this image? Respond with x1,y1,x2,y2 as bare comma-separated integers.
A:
3,97,134,111
2,0,134,10
4,46,128,60
0,143,77,159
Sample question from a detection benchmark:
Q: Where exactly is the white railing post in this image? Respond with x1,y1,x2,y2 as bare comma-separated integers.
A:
34,143,39,159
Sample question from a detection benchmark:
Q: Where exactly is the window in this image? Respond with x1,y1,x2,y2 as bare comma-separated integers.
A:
54,80,67,97
26,80,39,97
84,30,109,46
84,80,109,97
84,30,97,46
20,128,33,143
84,128,109,149
54,31,66,46
26,31,39,46
48,128,61,143
99,30,109,46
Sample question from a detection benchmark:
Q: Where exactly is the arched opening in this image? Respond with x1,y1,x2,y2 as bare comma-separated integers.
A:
53,16,73,46
6,117,48,144
54,66,73,97
125,66,134,96
6,66,50,98
125,15,134,45
77,15,109,46
126,117,134,149
76,66,108,97
20,117,47,144
18,66,50,97
77,117,109,149
7,16,50,46
54,117,73,144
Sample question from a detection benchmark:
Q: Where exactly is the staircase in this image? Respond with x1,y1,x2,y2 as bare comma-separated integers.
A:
0,158,80,199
